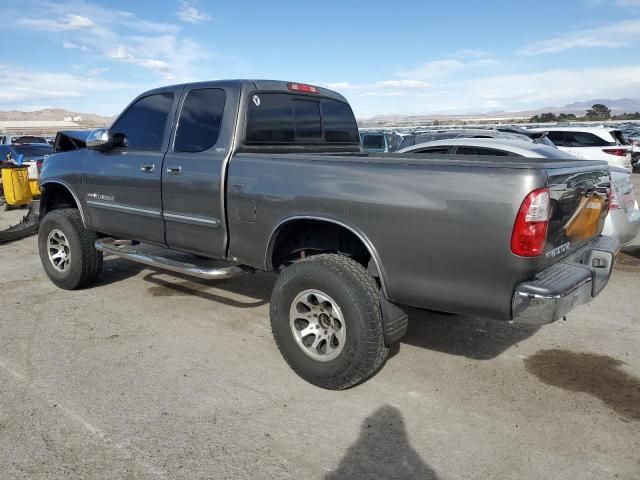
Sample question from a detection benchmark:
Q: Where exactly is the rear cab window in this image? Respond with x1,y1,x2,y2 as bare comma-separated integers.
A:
245,93,359,145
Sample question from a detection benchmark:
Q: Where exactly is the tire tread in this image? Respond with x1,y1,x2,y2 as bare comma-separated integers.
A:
270,254,389,389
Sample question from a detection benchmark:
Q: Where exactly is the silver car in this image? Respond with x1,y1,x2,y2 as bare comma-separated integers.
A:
397,137,578,158
399,138,640,246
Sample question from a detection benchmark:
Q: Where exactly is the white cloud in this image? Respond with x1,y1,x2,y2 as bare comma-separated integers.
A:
397,53,499,80
18,1,215,82
0,64,139,115
520,19,640,55
66,14,95,28
357,92,405,97
375,80,431,89
347,64,640,117
322,80,430,91
587,0,640,6
21,14,95,31
177,0,211,24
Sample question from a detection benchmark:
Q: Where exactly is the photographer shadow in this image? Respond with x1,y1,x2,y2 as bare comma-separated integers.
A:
325,405,440,480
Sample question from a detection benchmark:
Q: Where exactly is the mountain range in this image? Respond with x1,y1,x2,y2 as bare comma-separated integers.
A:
2,99,640,128
0,108,113,125
360,98,640,126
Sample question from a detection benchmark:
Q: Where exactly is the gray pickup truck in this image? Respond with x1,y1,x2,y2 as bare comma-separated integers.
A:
38,80,618,389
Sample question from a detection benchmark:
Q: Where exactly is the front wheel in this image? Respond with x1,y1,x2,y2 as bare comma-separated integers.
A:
38,209,103,290
270,254,389,389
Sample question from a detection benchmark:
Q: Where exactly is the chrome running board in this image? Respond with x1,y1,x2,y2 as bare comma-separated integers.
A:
95,238,251,280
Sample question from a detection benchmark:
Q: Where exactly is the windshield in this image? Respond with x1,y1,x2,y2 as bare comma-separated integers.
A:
11,136,48,144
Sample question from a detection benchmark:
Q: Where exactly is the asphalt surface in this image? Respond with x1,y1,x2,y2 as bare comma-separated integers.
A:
0,178,639,480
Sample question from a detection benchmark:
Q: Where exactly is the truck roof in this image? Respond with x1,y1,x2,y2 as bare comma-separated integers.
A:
143,79,349,103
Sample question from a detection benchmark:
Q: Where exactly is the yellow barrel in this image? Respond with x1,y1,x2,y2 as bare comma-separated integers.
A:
1,166,33,206
29,179,41,197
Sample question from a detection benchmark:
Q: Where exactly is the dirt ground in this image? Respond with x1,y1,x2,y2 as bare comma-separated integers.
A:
0,179,639,479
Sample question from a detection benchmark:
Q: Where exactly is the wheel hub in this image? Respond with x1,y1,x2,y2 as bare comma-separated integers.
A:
47,229,71,272
289,289,346,362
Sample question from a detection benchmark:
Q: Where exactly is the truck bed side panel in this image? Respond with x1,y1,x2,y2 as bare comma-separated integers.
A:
226,153,548,319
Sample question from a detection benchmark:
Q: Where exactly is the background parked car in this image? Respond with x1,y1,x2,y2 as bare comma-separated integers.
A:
359,132,402,152
1,135,49,145
527,127,633,170
396,128,550,151
0,143,53,171
399,137,639,246
397,137,576,158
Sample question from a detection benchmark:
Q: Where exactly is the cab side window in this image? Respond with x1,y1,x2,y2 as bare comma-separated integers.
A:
111,93,174,152
546,131,566,146
174,88,226,152
456,146,512,156
413,147,451,154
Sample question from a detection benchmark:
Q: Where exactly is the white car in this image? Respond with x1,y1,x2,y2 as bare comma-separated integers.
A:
527,127,633,170
399,138,640,246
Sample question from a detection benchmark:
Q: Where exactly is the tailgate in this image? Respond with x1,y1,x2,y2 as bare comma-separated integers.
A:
543,166,611,264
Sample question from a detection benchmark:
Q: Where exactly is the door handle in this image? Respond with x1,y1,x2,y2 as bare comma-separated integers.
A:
167,166,182,175
140,164,155,173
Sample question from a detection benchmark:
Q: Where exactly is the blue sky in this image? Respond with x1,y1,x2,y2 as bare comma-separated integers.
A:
3,0,640,117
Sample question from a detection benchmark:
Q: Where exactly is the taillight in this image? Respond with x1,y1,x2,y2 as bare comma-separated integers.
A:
609,185,621,209
288,82,319,94
602,148,628,156
511,188,551,257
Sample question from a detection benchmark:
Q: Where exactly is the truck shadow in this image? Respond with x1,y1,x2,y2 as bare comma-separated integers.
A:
97,257,535,360
95,257,148,286
325,405,440,480
398,308,539,361
141,270,275,309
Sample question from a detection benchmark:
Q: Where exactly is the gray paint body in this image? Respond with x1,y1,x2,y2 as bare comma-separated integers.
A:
40,80,611,321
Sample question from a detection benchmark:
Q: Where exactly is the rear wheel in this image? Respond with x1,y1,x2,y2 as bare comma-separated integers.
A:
38,209,103,290
270,254,389,389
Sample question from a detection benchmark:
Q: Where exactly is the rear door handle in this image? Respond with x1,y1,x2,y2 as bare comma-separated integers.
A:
140,164,155,173
167,166,182,175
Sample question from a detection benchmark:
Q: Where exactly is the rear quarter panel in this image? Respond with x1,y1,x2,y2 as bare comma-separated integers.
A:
227,153,548,319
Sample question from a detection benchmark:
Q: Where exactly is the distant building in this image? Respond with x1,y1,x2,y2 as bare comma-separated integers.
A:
0,120,85,136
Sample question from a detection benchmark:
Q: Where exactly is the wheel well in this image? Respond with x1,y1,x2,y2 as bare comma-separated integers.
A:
270,220,375,273
40,183,79,217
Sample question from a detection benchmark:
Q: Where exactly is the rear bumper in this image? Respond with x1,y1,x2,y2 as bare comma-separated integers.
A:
512,236,619,326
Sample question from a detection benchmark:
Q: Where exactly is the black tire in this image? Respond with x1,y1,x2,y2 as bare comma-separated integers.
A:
38,209,103,290
270,254,389,390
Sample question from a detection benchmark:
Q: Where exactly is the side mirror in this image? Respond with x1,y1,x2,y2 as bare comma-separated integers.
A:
86,128,113,151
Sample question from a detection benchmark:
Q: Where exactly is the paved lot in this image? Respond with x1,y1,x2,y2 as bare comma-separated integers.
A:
0,178,639,479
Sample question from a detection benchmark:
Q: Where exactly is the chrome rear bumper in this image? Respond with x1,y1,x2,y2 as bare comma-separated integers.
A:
512,236,619,326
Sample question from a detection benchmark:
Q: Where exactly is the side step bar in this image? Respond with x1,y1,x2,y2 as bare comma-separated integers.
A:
95,238,252,280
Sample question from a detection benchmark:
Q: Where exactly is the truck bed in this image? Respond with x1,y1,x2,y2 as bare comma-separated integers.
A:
226,152,610,319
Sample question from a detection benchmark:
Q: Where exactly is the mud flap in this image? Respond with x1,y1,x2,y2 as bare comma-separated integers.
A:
0,200,40,244
380,295,409,345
